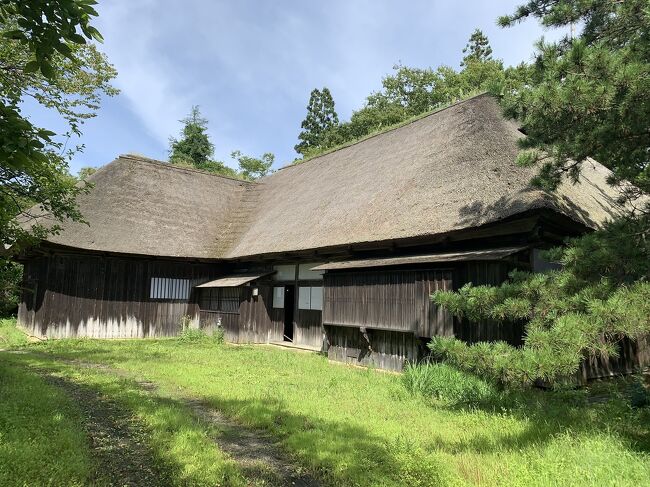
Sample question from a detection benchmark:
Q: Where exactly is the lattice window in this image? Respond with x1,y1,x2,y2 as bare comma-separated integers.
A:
149,277,191,300
198,288,241,312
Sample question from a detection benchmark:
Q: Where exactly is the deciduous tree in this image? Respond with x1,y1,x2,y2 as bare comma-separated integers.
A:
231,151,274,180
1,0,117,314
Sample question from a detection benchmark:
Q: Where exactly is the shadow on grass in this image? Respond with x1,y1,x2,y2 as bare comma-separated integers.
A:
17,341,650,483
8,348,460,486
195,395,459,487
428,385,650,456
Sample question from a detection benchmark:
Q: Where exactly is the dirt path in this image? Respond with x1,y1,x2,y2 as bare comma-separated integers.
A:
27,354,320,487
39,372,174,487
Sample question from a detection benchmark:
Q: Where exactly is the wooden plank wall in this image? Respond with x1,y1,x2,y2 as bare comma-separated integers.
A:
579,336,650,382
239,286,284,343
323,269,453,337
18,253,220,339
198,286,284,344
295,309,324,348
198,311,239,342
325,325,424,372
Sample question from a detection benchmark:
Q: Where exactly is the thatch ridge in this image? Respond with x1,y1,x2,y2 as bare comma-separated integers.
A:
118,153,254,183
276,92,488,172
225,94,626,258
34,155,250,258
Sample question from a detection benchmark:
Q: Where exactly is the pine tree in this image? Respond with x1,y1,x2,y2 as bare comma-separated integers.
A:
169,106,215,167
498,0,650,198
461,29,493,66
428,0,650,387
294,88,339,157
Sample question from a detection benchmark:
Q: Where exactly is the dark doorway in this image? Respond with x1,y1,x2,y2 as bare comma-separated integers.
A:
283,285,294,342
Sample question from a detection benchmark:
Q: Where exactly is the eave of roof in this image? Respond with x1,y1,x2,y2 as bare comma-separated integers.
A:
195,272,274,287
312,246,527,271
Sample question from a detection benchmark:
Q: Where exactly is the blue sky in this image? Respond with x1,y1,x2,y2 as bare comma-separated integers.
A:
26,1,566,174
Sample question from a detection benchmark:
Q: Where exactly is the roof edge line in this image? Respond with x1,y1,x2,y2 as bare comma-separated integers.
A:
119,154,257,184
273,91,493,173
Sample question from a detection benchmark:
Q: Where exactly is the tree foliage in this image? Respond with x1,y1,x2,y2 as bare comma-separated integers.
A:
230,150,273,181
499,0,650,200
0,2,116,250
461,29,493,66
169,106,215,168
1,0,117,314
430,217,650,387
77,166,97,180
297,31,508,160
429,0,650,387
294,87,339,157
169,106,274,180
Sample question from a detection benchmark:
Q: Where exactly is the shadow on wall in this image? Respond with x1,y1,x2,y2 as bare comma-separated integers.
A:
19,254,222,339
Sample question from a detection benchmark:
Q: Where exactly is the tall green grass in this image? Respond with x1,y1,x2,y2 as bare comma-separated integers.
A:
0,317,28,348
1,352,246,487
22,338,650,487
402,361,498,405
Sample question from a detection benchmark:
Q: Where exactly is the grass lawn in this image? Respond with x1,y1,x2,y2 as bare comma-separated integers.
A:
0,317,29,348
1,318,650,486
0,358,95,486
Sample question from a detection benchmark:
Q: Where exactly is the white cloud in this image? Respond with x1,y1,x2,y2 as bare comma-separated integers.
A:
90,0,566,167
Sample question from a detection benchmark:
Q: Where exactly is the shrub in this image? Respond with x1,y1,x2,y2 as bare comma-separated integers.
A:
178,327,207,342
402,360,498,405
628,377,650,409
211,327,225,344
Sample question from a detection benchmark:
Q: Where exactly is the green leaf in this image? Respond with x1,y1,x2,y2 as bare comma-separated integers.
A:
69,33,87,44
2,29,25,40
40,61,55,79
54,42,73,58
24,60,40,73
86,26,103,43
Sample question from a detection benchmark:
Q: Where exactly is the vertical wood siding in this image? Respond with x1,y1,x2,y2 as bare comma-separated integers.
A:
294,309,324,349
325,325,424,371
239,286,284,343
18,253,220,338
323,269,453,337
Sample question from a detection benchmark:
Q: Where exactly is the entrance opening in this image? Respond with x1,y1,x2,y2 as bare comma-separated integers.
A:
283,285,294,342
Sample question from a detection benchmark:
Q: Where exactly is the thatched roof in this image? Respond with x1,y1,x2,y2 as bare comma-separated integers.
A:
35,94,626,260
225,94,624,258
38,155,251,258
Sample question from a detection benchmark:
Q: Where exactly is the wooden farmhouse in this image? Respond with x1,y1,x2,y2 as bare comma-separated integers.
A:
16,94,649,377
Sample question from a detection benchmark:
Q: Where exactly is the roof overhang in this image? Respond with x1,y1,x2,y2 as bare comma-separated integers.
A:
311,246,527,271
195,272,274,288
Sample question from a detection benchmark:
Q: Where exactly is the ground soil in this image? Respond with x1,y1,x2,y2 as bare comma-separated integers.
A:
40,372,174,487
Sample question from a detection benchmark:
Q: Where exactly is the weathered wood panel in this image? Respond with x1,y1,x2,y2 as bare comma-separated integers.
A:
326,325,423,371
579,336,650,382
18,252,220,339
239,286,283,343
294,309,324,349
323,269,452,337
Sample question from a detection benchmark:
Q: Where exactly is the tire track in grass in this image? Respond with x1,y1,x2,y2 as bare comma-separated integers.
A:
40,372,174,487
26,353,321,487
